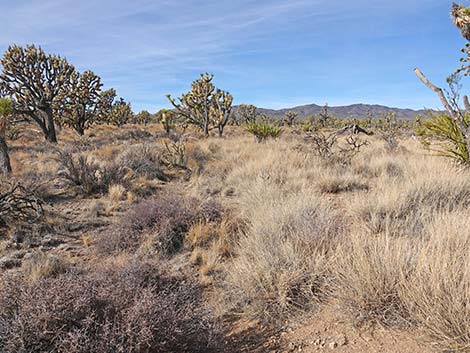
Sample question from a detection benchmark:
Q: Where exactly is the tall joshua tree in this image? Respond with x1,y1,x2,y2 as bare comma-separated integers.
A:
414,3,470,164
166,73,233,137
0,45,75,143
0,98,12,175
59,70,103,136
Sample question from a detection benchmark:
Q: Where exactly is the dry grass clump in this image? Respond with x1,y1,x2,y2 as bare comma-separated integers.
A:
333,232,417,327
315,167,368,194
400,211,470,352
21,251,69,283
107,184,126,203
0,260,220,353
222,192,345,322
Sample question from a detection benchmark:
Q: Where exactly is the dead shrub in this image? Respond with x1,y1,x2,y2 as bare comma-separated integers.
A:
0,261,220,353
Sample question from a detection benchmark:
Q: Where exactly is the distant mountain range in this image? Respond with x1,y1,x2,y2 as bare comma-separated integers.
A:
249,103,437,120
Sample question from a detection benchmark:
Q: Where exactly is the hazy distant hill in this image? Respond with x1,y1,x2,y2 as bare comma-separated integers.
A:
249,103,435,120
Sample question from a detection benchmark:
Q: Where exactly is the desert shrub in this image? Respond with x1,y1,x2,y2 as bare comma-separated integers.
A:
306,132,369,166
222,193,345,322
400,212,470,352
99,193,206,255
57,146,166,195
56,149,127,195
162,138,187,168
245,121,282,142
0,182,44,227
0,261,219,353
117,144,167,181
333,233,417,327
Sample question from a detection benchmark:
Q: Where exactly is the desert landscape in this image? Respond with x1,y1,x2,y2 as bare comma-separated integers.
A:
1,1,470,353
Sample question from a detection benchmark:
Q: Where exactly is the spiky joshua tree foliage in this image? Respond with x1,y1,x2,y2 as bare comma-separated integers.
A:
166,73,233,137
107,97,133,127
0,45,76,143
236,104,258,125
283,111,297,126
59,70,103,135
157,109,176,134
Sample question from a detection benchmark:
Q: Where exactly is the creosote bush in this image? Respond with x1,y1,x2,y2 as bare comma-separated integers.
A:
0,260,220,353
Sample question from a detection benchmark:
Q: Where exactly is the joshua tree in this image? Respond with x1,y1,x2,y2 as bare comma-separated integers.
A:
157,109,176,134
134,110,152,125
108,98,133,127
166,73,233,137
0,98,12,174
0,45,76,143
237,104,258,124
96,88,117,123
59,71,103,135
318,104,331,128
211,89,233,136
414,3,470,164
283,111,298,126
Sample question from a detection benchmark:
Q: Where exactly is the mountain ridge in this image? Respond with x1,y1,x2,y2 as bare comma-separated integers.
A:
247,103,437,120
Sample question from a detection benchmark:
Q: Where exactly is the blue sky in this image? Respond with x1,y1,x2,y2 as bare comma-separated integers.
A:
0,0,467,112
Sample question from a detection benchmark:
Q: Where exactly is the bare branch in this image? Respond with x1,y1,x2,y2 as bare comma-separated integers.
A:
414,68,455,117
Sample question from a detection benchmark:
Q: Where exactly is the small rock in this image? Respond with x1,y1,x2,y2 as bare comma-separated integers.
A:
328,342,338,349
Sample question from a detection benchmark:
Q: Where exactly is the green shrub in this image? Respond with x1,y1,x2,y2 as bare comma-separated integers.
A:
245,121,282,142
416,113,470,164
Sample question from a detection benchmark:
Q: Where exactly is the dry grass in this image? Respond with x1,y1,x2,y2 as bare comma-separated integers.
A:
401,211,470,352
4,124,470,352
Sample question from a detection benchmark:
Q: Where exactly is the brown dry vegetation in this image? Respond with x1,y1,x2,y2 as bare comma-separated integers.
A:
0,123,469,352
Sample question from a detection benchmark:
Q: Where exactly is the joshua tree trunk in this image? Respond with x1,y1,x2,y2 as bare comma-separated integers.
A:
0,136,11,175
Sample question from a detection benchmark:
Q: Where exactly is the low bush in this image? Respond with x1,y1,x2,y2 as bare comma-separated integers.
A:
117,144,167,181
0,261,220,353
99,193,218,255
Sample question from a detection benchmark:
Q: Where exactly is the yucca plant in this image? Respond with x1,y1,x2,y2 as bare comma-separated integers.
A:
246,121,282,142
417,113,470,164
